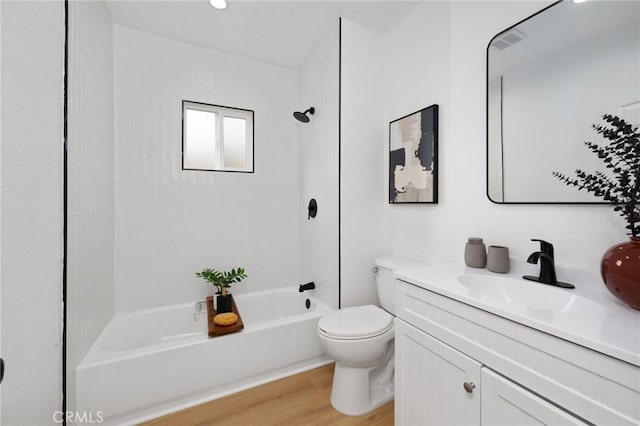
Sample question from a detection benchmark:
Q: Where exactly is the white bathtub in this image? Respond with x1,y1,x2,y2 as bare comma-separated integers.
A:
76,288,332,425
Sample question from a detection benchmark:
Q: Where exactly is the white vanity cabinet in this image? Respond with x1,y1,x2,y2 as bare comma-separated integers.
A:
395,319,481,425
395,279,640,426
395,319,586,426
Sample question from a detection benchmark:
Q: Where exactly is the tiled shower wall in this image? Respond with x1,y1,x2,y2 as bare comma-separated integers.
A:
67,0,115,412
113,26,302,312
299,23,340,309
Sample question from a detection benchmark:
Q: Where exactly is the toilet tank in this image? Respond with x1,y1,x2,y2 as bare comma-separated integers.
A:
374,257,426,315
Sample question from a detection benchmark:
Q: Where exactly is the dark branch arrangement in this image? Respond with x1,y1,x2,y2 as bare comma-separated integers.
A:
553,114,640,238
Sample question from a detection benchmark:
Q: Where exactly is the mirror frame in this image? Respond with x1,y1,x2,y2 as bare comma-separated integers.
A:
485,0,610,205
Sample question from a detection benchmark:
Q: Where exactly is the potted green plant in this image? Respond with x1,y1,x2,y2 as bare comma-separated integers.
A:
195,267,247,313
553,114,640,309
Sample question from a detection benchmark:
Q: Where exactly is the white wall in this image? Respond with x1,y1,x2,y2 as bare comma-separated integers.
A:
340,19,387,307
299,23,340,309
67,0,115,413
380,0,453,266
0,1,64,423
380,1,627,275
113,26,301,312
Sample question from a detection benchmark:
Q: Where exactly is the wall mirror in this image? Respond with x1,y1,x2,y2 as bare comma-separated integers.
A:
486,0,640,203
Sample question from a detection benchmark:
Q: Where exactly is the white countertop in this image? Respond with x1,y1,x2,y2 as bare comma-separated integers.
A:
395,260,640,367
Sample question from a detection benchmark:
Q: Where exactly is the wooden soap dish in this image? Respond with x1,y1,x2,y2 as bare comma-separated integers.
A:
206,296,244,337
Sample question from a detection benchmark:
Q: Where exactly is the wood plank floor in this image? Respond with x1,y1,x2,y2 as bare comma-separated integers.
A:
142,363,394,426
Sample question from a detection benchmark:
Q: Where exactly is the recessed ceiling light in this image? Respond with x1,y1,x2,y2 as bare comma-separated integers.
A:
573,0,588,3
209,0,227,10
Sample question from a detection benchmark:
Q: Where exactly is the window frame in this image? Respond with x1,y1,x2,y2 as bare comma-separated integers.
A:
182,100,255,173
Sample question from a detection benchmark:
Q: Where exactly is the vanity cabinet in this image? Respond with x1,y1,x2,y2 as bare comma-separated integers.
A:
396,320,586,426
395,280,640,426
395,319,480,425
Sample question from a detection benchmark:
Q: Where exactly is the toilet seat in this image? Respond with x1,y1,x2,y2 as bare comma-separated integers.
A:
318,305,393,340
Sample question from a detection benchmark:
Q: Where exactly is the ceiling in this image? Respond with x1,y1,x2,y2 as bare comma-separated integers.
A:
105,0,420,69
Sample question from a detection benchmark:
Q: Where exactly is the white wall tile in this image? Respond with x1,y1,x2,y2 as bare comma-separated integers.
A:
299,23,340,310
113,27,302,311
66,0,116,413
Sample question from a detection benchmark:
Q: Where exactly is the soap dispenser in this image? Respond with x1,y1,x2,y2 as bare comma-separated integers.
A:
465,237,487,268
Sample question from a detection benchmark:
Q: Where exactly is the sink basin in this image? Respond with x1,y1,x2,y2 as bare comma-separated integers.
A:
394,262,640,366
457,275,606,316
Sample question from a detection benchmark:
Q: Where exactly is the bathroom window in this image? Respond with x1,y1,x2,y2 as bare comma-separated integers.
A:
182,101,254,172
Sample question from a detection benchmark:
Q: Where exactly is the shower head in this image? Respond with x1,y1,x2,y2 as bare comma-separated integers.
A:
293,107,315,123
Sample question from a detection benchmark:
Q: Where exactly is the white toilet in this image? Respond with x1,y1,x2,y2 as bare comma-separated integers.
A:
317,256,424,416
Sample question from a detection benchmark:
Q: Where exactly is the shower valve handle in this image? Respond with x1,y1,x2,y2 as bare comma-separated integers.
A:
308,198,317,220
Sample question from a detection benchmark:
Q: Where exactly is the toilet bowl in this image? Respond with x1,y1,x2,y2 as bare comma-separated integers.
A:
318,305,395,415
317,256,425,416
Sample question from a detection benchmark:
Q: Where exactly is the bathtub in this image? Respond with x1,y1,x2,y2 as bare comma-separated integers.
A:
76,288,332,425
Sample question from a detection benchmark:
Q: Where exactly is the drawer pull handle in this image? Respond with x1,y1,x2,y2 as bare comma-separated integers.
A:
463,382,475,393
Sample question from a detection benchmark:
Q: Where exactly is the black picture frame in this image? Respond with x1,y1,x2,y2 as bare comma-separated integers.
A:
389,104,439,204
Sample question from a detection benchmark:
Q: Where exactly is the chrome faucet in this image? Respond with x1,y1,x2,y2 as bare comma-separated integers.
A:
194,300,207,321
523,239,574,289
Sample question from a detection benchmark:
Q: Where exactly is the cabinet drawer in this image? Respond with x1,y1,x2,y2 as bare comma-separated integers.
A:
482,368,586,425
396,280,640,425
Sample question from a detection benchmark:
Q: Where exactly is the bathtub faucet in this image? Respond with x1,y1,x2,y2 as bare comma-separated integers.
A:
299,281,315,292
194,300,207,321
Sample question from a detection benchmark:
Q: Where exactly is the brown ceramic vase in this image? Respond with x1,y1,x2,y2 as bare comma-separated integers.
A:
601,237,640,310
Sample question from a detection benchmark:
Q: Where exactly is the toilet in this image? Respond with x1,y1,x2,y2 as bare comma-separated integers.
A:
317,256,424,416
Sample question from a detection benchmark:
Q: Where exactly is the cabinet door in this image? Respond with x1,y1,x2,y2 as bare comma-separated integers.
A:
395,318,482,426
481,368,586,425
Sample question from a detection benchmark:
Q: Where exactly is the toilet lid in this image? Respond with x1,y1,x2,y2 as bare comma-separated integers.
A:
318,305,393,339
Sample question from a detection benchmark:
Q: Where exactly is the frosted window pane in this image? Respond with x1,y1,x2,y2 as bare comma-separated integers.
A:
182,101,253,172
184,109,216,170
223,117,247,169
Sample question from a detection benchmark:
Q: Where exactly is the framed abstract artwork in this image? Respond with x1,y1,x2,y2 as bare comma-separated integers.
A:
389,104,439,204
